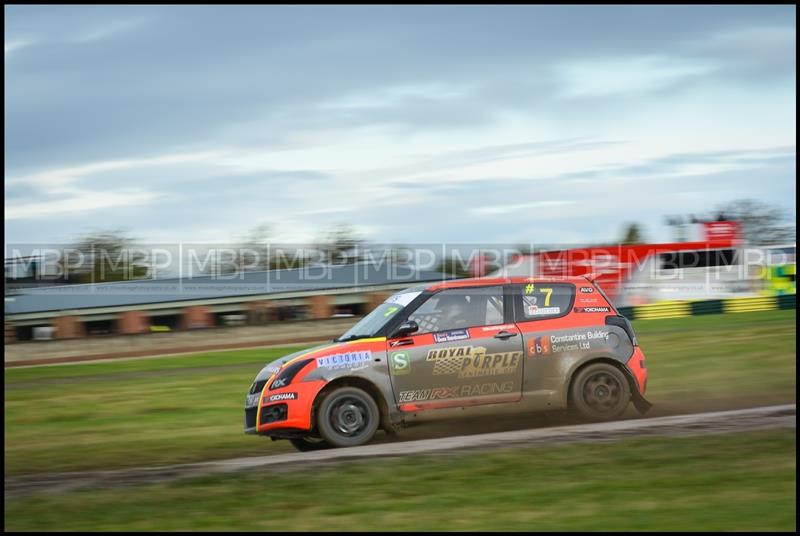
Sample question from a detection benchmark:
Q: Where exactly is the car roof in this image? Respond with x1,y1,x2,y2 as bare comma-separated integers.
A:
424,275,592,292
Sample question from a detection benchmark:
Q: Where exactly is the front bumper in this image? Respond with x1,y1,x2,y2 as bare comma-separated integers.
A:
244,379,327,436
244,406,259,433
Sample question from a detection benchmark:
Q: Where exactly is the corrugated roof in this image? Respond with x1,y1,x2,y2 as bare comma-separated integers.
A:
4,263,454,315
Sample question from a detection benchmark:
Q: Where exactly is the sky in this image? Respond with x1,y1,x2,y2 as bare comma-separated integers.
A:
4,5,797,249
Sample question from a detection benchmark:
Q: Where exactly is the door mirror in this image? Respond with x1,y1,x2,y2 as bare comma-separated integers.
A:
390,320,419,339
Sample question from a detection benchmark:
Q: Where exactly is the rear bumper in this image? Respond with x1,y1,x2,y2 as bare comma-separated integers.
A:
626,347,648,395
626,347,652,414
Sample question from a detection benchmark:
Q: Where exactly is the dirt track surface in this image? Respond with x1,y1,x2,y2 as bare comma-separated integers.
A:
6,404,795,498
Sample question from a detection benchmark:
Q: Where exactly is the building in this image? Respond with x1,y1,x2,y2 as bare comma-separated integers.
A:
493,221,795,306
4,262,454,342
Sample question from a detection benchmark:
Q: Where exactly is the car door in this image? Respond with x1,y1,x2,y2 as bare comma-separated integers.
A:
510,281,580,399
386,285,524,411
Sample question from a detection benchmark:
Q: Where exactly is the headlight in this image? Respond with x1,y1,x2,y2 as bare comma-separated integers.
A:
269,359,313,390
249,379,268,394
245,393,260,408
245,377,271,408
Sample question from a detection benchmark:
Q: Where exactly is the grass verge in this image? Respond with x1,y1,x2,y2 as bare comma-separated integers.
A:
4,429,796,531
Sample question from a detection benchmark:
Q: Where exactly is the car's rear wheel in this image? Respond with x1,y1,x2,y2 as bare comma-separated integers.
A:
289,436,331,452
570,363,631,422
316,386,380,448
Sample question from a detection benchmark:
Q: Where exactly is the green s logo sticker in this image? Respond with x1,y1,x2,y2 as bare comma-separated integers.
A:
390,352,410,375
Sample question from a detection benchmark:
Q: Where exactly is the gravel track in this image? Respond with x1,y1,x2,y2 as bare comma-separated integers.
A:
5,404,794,498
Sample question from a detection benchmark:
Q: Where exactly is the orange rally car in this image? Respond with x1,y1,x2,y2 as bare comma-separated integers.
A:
244,275,651,451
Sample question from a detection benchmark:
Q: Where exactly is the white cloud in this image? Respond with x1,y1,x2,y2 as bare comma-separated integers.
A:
5,190,159,220
6,151,224,194
557,55,716,98
322,82,473,110
700,25,796,58
470,200,573,217
73,18,147,43
4,39,30,56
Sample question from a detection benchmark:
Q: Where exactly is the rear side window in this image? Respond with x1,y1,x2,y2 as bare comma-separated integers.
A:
513,283,575,321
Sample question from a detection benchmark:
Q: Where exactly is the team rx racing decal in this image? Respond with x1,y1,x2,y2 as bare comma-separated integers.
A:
573,306,611,313
267,392,298,402
528,330,610,357
398,381,514,402
426,346,521,378
316,351,372,370
433,329,470,343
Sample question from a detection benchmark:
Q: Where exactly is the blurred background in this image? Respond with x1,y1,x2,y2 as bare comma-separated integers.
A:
4,4,796,532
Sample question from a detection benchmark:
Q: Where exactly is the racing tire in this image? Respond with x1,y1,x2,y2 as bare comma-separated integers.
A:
570,363,631,422
316,386,380,448
289,436,331,452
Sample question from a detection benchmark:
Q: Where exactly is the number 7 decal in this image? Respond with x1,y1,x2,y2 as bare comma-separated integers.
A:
540,287,553,306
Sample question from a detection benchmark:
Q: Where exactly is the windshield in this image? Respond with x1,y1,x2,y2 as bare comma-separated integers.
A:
336,287,424,341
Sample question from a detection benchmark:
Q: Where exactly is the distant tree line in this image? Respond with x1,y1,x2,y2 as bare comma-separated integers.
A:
44,198,794,282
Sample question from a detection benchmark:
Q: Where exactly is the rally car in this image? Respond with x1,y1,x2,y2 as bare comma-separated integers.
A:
244,275,651,451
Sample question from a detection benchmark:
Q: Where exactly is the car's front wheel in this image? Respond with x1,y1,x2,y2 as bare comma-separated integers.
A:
570,363,631,422
289,436,331,452
316,386,380,448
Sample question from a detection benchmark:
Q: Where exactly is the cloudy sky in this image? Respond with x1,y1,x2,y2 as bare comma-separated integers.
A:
4,5,796,247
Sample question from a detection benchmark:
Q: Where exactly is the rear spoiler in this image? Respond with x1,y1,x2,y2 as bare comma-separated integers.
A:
583,272,601,283
582,273,621,316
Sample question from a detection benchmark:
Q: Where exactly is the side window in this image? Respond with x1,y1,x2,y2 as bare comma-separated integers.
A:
514,283,574,321
408,286,505,334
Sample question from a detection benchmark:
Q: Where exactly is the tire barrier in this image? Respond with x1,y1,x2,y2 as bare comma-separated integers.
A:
629,300,691,320
761,263,796,296
618,294,796,321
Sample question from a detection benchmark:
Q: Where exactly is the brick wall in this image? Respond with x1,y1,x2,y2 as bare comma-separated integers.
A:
307,295,333,319
247,300,276,325
52,316,86,339
5,322,17,344
366,291,391,311
181,306,213,330
117,310,150,335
